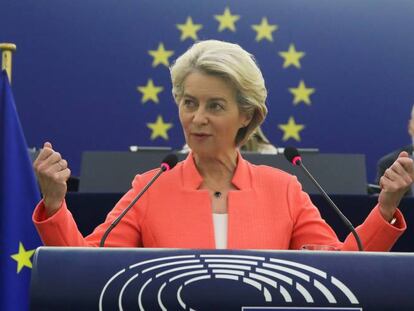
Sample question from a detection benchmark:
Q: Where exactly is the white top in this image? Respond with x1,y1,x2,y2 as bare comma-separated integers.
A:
213,213,228,249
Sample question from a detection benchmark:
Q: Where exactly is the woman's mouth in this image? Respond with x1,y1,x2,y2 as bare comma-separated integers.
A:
191,133,212,140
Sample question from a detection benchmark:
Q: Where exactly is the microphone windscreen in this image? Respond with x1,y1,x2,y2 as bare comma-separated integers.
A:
161,154,179,171
283,147,300,164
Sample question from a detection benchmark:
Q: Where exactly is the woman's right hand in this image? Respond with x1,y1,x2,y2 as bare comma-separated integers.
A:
33,142,71,217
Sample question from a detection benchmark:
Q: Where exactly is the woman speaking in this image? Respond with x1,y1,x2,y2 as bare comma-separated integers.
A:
33,40,410,250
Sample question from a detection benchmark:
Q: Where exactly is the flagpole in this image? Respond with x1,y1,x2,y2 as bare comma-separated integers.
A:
0,43,17,84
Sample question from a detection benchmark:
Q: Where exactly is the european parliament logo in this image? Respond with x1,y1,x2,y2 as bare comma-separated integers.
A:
98,253,361,310
136,5,316,146
245,308,360,311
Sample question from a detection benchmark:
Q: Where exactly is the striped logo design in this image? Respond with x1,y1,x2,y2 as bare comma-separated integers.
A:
98,253,361,310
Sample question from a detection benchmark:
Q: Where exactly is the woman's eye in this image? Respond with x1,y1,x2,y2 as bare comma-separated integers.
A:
183,99,196,108
209,102,224,111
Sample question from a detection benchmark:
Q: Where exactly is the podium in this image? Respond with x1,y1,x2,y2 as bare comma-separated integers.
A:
31,247,414,310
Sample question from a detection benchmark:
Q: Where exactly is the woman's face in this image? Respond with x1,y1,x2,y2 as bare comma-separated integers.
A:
178,72,251,157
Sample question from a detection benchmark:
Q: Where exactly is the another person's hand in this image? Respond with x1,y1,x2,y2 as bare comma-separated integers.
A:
378,151,414,221
33,142,71,217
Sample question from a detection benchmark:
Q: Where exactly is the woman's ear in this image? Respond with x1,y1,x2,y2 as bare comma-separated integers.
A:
241,112,253,128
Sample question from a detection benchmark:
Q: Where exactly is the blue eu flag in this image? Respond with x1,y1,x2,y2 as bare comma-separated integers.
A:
0,70,41,310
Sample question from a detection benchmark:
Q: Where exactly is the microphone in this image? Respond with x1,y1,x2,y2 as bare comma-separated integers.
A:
99,154,178,247
283,147,364,251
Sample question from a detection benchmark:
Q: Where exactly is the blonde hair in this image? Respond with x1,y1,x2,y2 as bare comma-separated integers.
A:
170,40,268,146
241,127,272,152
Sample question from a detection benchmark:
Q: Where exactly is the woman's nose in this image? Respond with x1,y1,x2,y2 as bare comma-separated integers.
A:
192,108,208,125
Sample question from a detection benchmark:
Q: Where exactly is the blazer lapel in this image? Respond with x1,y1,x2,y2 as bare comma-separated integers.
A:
179,153,216,248
226,154,256,248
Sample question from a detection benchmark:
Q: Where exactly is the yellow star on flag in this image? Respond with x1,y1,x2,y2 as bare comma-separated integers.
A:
10,242,35,273
278,116,305,141
148,43,174,67
147,115,173,140
137,79,164,104
289,80,315,105
251,17,278,42
279,44,306,69
214,7,240,32
176,17,203,41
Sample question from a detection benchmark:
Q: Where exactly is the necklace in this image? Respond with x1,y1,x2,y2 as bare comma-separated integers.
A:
214,191,222,198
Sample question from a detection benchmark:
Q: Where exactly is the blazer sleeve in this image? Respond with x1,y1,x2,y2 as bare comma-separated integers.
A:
33,175,148,247
287,176,406,251
342,204,406,251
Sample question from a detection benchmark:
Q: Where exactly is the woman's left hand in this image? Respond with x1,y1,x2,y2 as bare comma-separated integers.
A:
378,151,414,221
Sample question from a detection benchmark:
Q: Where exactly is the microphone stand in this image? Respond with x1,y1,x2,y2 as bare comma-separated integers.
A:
99,165,168,247
297,159,364,251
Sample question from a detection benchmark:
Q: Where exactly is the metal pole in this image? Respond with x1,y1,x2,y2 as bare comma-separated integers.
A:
0,43,17,84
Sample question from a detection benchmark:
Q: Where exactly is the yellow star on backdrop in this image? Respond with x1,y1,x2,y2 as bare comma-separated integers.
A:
176,17,203,41
10,242,35,273
251,17,278,42
289,80,315,105
278,116,305,141
137,79,164,104
147,115,173,140
148,43,174,67
214,7,240,32
279,44,306,69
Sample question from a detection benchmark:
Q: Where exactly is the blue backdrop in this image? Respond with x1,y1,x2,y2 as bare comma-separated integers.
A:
1,0,414,182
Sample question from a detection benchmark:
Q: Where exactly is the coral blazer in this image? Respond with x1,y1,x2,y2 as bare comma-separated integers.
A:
33,153,406,251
